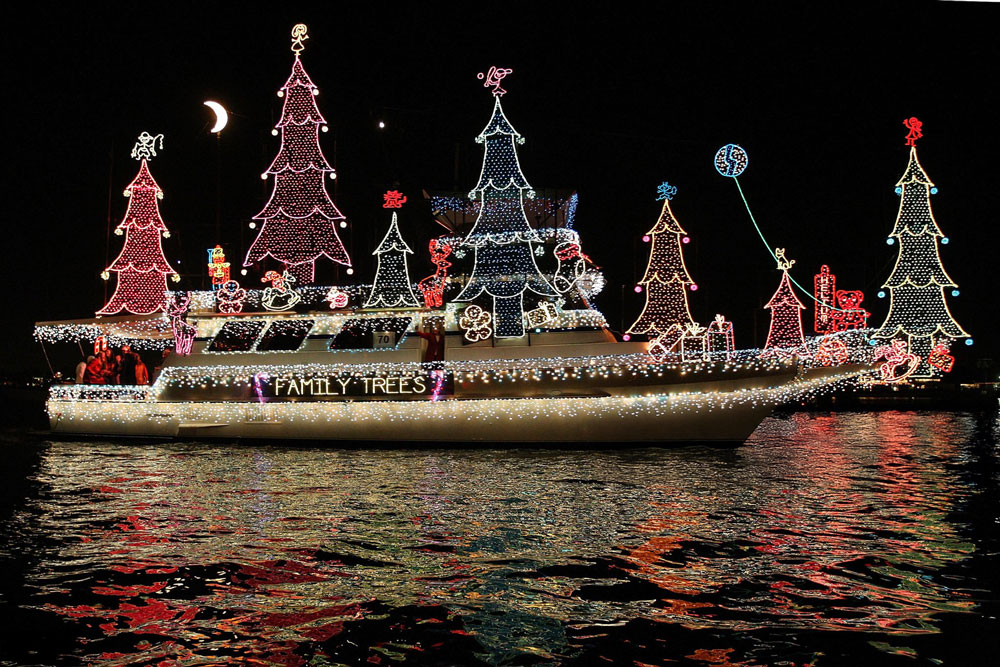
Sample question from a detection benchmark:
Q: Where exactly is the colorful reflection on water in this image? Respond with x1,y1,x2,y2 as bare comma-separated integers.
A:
1,411,997,665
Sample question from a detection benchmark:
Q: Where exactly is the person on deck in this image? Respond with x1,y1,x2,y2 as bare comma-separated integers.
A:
134,353,150,386
84,355,104,384
75,356,92,384
119,345,137,384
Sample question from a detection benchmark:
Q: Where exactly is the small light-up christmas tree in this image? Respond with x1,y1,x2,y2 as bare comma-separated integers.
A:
627,182,696,336
872,118,968,377
98,132,179,315
244,24,350,285
454,67,556,338
762,248,807,358
364,211,419,308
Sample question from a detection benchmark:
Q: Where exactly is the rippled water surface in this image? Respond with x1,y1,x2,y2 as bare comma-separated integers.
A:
1,411,998,665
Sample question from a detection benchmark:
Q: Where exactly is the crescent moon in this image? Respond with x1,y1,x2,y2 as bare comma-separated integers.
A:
204,101,228,133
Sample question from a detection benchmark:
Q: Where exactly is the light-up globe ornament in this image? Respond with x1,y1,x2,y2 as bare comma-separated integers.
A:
714,144,748,178
204,101,228,133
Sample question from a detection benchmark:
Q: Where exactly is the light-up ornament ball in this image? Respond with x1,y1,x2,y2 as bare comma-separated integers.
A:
931,187,938,194
682,236,690,244
965,339,974,346
642,235,650,243
240,269,248,276
689,284,698,291
634,286,642,293
622,334,631,341
346,268,354,275
378,121,385,129
878,290,886,298
714,144,748,178
886,238,895,245
249,222,256,229
942,237,949,244
339,221,347,228
952,289,960,297
895,187,902,195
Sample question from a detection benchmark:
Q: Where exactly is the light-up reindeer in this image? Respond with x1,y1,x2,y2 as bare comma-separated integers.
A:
418,238,452,308
166,293,196,356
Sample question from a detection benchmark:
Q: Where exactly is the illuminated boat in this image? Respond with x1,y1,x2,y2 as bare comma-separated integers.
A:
37,300,866,444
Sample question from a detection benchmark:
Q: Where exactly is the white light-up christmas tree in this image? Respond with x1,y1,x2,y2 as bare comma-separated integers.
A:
453,67,556,338
98,132,179,315
364,211,419,308
627,182,697,336
872,118,969,377
244,24,350,285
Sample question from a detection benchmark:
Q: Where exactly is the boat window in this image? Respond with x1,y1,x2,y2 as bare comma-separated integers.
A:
256,319,315,351
206,320,267,352
330,317,412,350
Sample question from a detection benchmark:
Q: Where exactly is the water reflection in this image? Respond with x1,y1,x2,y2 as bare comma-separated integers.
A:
1,411,997,664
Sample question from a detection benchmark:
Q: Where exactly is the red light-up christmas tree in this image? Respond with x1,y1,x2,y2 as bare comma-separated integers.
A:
453,67,556,338
244,24,350,285
627,182,696,336
97,132,179,315
762,248,807,358
872,119,968,377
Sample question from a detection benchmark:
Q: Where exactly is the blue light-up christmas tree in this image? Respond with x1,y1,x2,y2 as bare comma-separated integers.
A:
872,119,968,377
454,68,556,338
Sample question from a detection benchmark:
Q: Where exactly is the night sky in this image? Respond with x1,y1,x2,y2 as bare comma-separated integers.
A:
8,3,998,377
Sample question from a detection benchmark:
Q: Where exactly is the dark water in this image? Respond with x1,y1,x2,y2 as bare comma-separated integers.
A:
1,411,998,665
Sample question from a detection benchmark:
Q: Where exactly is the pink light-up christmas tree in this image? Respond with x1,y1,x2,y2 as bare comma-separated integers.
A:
97,132,179,315
762,248,807,358
244,24,350,285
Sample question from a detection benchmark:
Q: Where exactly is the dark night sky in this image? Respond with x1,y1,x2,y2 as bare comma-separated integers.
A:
6,2,998,376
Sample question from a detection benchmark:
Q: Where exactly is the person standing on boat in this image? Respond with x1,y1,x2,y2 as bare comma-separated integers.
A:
75,356,92,384
134,353,149,385
118,345,137,384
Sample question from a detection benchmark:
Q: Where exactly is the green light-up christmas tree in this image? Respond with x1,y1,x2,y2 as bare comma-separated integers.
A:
872,118,968,377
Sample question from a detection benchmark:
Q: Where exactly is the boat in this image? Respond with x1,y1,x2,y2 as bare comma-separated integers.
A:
37,302,867,443
34,26,870,444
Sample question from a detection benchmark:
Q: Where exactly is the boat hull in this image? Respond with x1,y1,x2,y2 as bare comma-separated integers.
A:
47,393,778,443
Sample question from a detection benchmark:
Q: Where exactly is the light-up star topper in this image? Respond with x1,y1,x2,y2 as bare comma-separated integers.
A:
131,132,164,161
714,143,748,177
656,182,678,201
291,23,308,53
477,66,513,96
